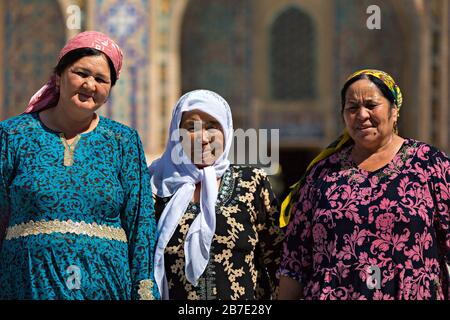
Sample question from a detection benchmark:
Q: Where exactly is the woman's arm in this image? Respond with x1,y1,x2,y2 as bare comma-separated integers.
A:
278,275,303,299
276,171,315,300
254,168,285,298
119,130,160,300
0,127,11,251
430,150,450,269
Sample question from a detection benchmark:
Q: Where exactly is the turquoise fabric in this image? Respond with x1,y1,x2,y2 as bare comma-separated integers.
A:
0,112,160,300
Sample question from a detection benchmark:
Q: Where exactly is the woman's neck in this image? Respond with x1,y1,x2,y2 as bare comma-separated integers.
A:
351,134,405,171
192,178,222,203
40,106,98,139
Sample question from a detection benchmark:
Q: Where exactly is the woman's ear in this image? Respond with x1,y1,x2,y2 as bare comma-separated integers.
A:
55,74,61,90
392,105,399,133
392,104,399,121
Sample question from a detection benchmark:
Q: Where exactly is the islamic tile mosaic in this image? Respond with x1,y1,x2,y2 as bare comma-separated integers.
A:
3,0,65,119
94,0,151,150
180,0,253,129
335,0,406,84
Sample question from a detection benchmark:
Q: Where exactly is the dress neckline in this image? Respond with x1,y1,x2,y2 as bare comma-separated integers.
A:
32,111,100,138
342,138,411,177
187,166,234,210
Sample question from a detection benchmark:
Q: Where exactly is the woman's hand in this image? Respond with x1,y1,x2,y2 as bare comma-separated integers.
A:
278,275,303,300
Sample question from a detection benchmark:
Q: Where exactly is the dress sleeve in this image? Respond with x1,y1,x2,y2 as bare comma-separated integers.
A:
277,173,315,288
430,149,450,267
0,127,12,252
119,130,160,300
255,169,285,298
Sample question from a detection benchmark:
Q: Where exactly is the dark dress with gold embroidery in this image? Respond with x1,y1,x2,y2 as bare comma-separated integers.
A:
154,165,284,300
0,112,159,300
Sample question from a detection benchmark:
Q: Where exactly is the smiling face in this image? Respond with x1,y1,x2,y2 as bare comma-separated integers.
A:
56,54,112,116
343,79,398,150
179,110,225,168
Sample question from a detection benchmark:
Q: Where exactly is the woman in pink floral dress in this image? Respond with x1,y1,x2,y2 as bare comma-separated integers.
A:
277,69,449,300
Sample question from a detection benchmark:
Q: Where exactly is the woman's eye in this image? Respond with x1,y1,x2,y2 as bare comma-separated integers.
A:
76,71,88,77
209,128,221,135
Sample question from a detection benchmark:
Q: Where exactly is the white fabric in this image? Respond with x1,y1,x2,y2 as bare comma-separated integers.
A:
149,90,233,299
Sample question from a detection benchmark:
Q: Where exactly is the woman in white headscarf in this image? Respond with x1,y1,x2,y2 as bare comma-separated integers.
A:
149,90,284,300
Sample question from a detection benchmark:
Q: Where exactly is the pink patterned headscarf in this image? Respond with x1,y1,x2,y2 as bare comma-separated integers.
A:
24,31,123,114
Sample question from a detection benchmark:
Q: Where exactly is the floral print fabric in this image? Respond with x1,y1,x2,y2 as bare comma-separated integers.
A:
0,112,159,300
154,166,284,300
279,139,450,300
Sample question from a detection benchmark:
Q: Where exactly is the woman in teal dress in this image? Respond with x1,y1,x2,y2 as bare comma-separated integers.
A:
0,31,159,300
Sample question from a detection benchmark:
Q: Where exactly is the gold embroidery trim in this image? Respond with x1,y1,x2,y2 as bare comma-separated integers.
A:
60,133,81,167
137,279,155,300
5,219,127,242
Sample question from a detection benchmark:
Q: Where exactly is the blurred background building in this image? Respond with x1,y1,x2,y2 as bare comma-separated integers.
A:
0,0,448,197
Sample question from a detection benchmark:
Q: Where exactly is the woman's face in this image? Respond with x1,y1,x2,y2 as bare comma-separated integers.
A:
343,79,398,150
56,54,112,115
180,110,225,168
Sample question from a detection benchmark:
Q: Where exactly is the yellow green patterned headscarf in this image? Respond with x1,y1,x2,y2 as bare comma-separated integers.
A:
346,69,403,111
279,69,403,228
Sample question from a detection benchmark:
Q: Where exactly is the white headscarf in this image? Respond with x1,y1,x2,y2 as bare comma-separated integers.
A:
149,90,233,299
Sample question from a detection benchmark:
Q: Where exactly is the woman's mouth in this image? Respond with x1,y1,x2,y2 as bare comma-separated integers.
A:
78,93,93,101
201,149,213,158
357,125,373,131
190,148,213,164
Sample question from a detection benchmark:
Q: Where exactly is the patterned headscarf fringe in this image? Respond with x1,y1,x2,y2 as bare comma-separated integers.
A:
279,131,352,227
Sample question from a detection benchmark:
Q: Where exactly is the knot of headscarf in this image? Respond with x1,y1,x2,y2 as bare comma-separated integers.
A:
279,69,402,228
149,90,233,299
24,31,123,114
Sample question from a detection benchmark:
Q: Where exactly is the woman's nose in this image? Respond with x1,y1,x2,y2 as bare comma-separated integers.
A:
201,129,210,143
195,129,210,144
83,76,96,91
355,106,370,119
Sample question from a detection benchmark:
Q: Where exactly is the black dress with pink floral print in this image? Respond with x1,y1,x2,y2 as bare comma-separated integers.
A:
278,139,450,300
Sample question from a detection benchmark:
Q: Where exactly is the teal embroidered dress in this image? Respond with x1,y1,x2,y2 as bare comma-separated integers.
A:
0,112,159,300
